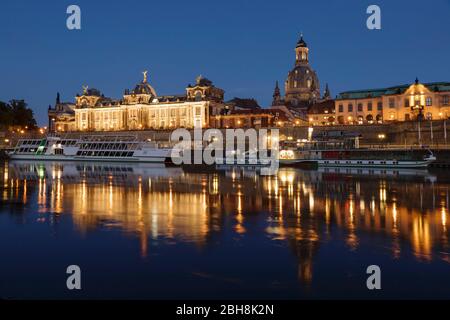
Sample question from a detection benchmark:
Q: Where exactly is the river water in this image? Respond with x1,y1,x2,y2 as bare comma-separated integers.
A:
0,161,449,299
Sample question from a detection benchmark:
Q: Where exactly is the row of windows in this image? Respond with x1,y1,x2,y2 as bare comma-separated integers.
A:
17,147,48,154
338,96,450,113
18,140,42,146
55,140,77,146
76,151,135,157
403,97,433,107
79,107,204,119
323,160,398,165
79,143,137,150
338,102,383,113
17,147,37,153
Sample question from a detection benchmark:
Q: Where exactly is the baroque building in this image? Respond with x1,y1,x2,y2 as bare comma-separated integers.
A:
334,79,450,125
72,73,228,131
48,92,76,132
272,35,325,112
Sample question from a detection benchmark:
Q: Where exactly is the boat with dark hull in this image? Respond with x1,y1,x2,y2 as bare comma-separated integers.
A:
279,131,436,169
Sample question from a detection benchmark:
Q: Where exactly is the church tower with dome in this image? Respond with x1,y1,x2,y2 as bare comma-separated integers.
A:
273,34,322,111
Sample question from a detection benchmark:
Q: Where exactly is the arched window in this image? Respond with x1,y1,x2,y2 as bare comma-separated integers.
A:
426,97,432,106
357,115,364,124
307,79,311,88
195,92,202,102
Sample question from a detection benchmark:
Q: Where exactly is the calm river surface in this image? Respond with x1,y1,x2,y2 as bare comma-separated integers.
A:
1,161,449,299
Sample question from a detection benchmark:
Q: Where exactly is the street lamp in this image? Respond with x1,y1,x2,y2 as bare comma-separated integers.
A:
411,101,424,147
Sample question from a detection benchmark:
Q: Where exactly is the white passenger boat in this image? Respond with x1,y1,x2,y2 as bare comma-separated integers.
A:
8,135,172,163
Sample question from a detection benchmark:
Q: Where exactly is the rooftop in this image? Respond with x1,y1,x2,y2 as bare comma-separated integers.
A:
336,82,450,100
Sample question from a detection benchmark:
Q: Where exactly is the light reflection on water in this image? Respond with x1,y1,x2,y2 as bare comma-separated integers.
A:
1,161,450,299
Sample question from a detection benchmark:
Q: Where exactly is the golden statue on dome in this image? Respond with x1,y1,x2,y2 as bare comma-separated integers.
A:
143,70,148,83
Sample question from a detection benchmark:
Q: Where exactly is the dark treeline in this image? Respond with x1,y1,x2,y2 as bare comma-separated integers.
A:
0,100,37,130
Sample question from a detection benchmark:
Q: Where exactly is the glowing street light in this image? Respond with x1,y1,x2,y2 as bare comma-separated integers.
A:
308,127,314,141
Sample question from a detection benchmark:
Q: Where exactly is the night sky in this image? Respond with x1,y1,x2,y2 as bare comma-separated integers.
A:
1,0,449,125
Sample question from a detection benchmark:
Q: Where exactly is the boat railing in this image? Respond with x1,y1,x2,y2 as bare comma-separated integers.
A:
79,135,139,143
360,143,450,150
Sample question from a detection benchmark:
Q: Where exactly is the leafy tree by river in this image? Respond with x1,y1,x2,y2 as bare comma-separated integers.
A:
0,100,37,130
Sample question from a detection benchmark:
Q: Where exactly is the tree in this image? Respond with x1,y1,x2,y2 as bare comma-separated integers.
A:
0,99,37,130
0,101,13,127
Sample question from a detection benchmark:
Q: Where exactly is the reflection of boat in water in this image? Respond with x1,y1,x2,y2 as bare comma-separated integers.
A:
7,160,184,183
279,131,436,169
317,166,437,182
8,135,172,163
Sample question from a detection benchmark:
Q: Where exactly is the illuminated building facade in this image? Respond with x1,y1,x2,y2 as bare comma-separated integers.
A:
334,79,450,125
213,107,305,128
272,35,330,113
71,73,227,132
48,93,76,132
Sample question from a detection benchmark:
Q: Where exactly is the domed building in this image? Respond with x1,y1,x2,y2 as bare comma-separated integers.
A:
123,71,158,105
273,34,323,111
72,71,229,131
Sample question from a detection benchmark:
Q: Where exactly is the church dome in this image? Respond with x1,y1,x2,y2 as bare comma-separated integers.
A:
131,71,157,97
133,82,157,96
286,65,319,92
283,34,321,108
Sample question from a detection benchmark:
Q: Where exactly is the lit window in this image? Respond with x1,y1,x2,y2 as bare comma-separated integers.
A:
389,98,395,108
443,96,449,106
426,97,432,106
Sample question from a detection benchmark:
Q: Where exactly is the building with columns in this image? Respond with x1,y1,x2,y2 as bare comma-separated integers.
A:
71,73,228,132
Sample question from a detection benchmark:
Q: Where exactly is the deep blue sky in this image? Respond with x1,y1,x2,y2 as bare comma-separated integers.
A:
1,0,449,125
